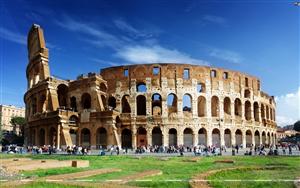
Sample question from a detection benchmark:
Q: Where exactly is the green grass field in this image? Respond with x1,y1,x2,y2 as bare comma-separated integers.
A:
1,154,299,188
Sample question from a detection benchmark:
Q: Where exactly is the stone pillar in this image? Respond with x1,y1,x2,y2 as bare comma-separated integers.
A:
241,102,245,120
207,129,212,147
91,128,97,150
56,124,61,149
220,128,225,147
231,102,235,120
242,130,246,148
131,123,137,149
193,132,198,146
178,132,183,146
163,130,169,147
259,132,263,145
219,98,224,120
147,131,152,146
161,99,168,118
252,132,255,147
231,131,236,147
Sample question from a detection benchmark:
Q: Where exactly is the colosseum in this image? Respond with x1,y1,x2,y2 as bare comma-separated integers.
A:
24,24,277,150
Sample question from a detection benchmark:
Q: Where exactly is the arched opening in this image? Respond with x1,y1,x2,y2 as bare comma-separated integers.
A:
235,129,242,146
152,93,162,116
261,104,265,120
197,83,206,93
169,128,177,146
245,101,251,120
81,93,91,109
136,82,147,92
70,96,77,111
108,96,117,110
49,127,57,146
39,128,45,146
69,129,77,145
223,97,231,117
96,127,107,149
183,128,193,146
246,130,252,147
121,129,132,149
137,127,147,146
270,108,273,121
167,93,177,116
152,127,162,146
121,95,131,113
57,84,68,108
224,129,231,147
31,129,36,145
254,102,259,122
197,96,206,117
255,130,260,146
266,106,269,119
31,97,37,115
183,94,192,113
211,96,219,117
38,95,46,112
81,128,91,147
101,95,106,109
100,83,107,92
262,131,266,145
212,128,220,147
198,128,207,146
244,89,250,98
69,115,79,126
234,98,242,117
136,95,146,115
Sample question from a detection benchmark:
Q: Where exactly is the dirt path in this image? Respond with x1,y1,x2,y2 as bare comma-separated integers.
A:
189,166,261,188
44,168,121,180
112,169,162,184
295,177,300,188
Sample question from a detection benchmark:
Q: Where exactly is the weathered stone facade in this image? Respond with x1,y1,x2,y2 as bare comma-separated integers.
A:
24,24,277,149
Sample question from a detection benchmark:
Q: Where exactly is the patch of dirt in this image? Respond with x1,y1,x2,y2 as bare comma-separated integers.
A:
44,168,121,180
183,157,200,162
189,166,262,188
112,170,162,184
214,160,235,163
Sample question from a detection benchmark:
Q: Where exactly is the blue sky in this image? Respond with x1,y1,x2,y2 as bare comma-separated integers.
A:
0,0,299,126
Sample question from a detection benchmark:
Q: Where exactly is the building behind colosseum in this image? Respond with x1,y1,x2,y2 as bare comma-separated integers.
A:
24,24,277,149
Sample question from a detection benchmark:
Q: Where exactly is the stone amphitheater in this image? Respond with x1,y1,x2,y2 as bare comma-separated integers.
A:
24,24,277,150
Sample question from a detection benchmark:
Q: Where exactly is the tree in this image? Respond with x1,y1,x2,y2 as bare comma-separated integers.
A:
10,116,26,136
294,120,300,132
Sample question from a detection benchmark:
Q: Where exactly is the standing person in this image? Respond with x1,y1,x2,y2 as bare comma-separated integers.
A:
235,145,239,154
288,145,292,155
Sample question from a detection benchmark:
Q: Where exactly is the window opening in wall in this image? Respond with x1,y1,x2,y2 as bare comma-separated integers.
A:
136,82,147,92
257,81,260,90
124,69,128,77
245,77,248,87
183,94,192,112
183,68,190,79
223,72,228,79
153,67,160,75
211,70,217,78
197,83,205,93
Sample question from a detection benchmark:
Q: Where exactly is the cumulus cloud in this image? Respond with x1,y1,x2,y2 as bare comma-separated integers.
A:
209,48,243,64
275,87,300,127
116,45,209,65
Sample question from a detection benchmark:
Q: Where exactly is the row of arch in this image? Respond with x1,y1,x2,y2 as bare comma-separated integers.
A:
120,94,275,122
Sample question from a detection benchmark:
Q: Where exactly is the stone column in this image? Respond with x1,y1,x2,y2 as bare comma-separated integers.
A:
131,123,137,149
147,131,152,146
90,127,97,150
220,128,225,147
193,132,198,146
163,130,169,147
241,102,245,120
242,130,246,148
56,124,61,149
177,132,184,146
219,98,224,120
259,132,263,145
231,131,236,147
252,132,255,147
231,102,235,120
207,129,212,147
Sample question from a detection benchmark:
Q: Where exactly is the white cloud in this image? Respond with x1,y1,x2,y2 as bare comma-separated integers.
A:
202,15,227,26
116,45,209,65
275,87,300,127
0,27,26,45
209,48,242,64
